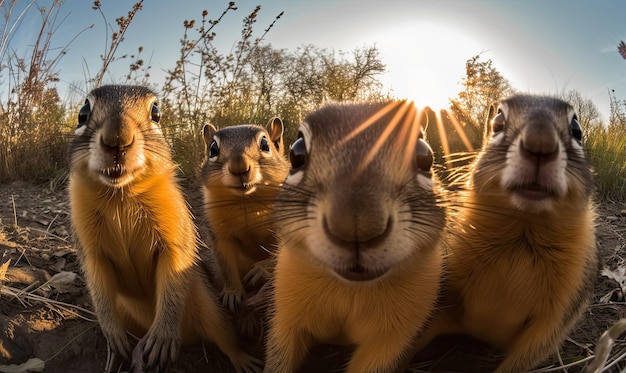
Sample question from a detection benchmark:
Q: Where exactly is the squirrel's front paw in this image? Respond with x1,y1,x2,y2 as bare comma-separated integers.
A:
130,328,180,373
220,287,245,313
102,326,132,362
238,311,262,339
242,261,273,290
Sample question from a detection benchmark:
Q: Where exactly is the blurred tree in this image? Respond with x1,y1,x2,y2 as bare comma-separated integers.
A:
425,53,514,171
561,89,603,138
449,54,515,142
320,46,386,102
277,45,388,143
279,45,324,123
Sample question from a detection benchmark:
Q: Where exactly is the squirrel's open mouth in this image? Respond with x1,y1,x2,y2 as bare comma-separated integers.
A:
229,182,258,194
334,263,389,282
510,183,556,200
99,165,135,187
102,164,124,179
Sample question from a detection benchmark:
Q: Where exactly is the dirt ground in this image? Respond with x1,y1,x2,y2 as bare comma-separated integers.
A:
0,180,624,373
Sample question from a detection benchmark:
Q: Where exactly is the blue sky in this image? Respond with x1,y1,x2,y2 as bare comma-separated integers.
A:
10,0,626,119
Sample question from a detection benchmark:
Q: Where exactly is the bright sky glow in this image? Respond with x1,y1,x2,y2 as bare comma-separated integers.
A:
376,22,482,110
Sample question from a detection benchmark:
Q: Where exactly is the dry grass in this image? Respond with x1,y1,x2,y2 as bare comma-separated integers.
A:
586,124,626,201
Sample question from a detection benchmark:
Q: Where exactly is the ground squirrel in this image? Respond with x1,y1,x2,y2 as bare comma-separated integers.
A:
200,120,289,332
69,85,262,372
410,94,598,372
264,100,446,373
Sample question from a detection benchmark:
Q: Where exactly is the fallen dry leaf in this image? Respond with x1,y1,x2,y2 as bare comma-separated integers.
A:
0,358,45,372
46,271,77,293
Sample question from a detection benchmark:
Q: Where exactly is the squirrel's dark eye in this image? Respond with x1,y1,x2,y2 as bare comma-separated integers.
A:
260,136,270,152
78,99,90,125
289,136,307,171
209,140,219,158
151,103,161,123
570,115,582,143
415,138,434,173
492,109,505,134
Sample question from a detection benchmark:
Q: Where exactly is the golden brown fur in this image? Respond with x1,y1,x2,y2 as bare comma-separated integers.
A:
410,94,598,372
265,101,445,373
202,118,289,336
69,85,261,372
200,120,289,320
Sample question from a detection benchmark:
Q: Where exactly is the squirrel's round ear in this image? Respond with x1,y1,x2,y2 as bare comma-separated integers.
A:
486,102,507,138
267,117,284,139
266,117,285,154
487,103,498,124
202,124,218,145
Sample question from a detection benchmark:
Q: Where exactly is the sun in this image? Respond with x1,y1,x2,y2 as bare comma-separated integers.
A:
401,73,456,112
377,22,481,111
